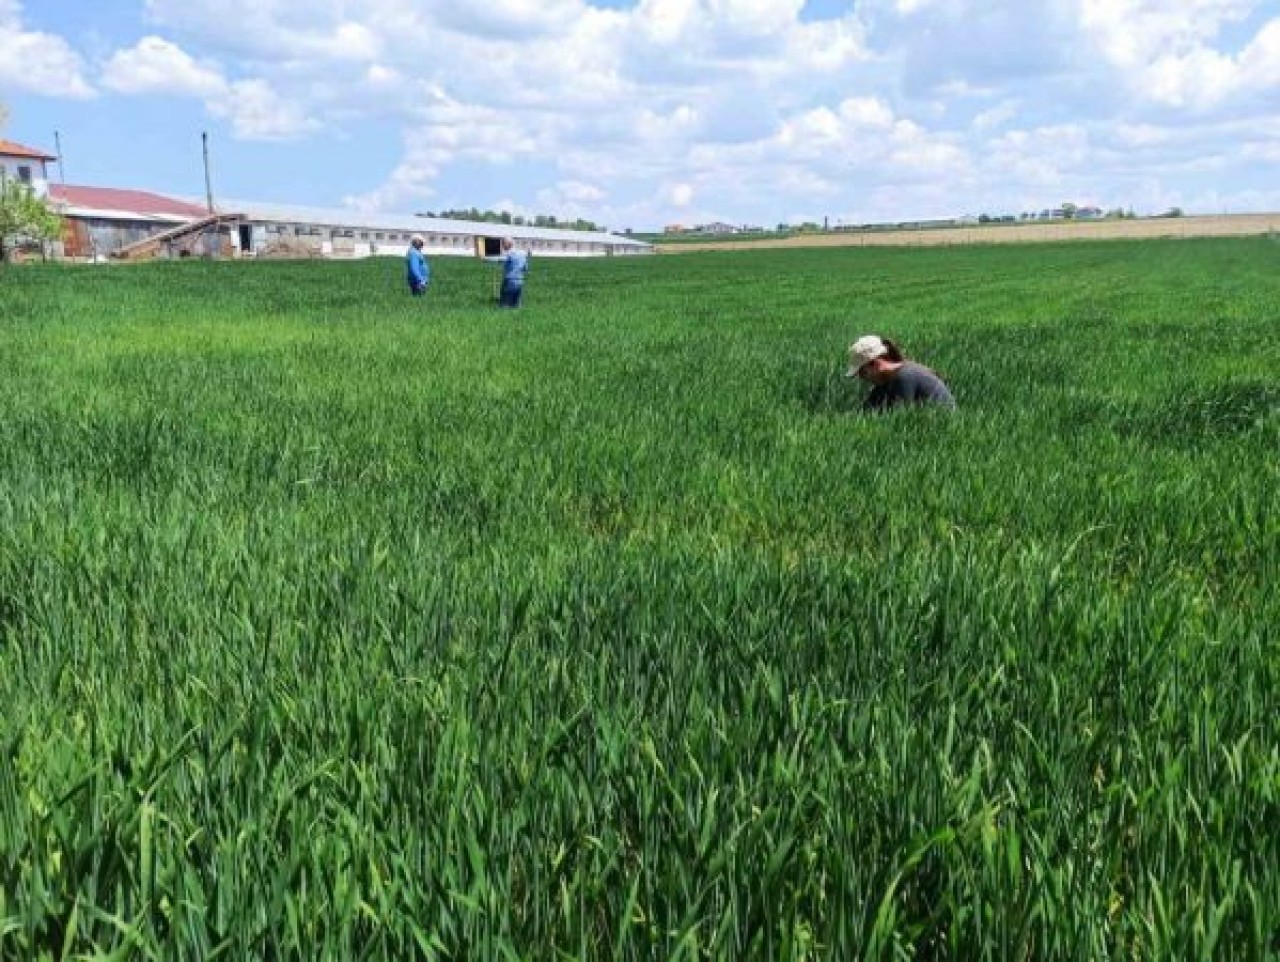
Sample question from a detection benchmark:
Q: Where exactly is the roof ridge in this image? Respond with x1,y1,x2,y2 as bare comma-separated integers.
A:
0,138,58,161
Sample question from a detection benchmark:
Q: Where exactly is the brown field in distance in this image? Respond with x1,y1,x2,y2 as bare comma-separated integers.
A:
658,213,1280,252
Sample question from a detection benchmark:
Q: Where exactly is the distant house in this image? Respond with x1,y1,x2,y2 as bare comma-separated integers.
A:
894,218,962,230
1075,206,1104,220
0,139,56,197
696,221,740,235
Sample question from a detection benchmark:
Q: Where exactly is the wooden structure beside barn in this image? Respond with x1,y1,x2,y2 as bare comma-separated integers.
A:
49,185,212,259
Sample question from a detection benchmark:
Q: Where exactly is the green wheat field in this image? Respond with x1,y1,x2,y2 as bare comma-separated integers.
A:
1,238,1277,960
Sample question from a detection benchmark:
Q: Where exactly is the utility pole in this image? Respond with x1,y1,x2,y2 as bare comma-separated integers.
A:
54,130,66,183
202,131,214,214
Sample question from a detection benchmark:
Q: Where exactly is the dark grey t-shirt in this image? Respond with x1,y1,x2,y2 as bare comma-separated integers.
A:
864,361,956,411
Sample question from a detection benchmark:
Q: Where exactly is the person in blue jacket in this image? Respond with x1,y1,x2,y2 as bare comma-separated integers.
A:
492,237,530,308
406,235,430,296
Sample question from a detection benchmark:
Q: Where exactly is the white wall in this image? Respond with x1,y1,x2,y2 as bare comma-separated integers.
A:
0,157,49,197
237,218,648,258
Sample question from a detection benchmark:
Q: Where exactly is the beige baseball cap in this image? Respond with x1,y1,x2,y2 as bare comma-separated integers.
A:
846,334,888,377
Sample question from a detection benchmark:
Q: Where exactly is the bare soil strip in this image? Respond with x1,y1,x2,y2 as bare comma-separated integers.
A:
658,213,1280,252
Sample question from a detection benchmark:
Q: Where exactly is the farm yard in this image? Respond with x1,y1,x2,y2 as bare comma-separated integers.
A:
1,238,1277,959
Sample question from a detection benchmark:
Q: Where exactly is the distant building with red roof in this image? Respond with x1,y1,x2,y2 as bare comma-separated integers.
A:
0,138,56,197
15,164,652,262
50,184,210,221
48,183,213,259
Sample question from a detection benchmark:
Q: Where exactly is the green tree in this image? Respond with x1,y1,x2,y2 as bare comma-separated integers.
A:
0,177,62,263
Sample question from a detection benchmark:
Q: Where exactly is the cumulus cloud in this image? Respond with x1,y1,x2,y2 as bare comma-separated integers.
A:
665,183,695,208
1078,0,1280,108
102,36,224,97
343,86,549,210
432,0,590,40
987,125,1091,186
101,35,316,141
142,0,382,62
0,0,94,98
209,79,319,141
973,100,1019,132
34,0,1279,223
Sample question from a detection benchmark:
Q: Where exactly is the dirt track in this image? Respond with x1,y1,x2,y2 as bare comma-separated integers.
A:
658,213,1280,253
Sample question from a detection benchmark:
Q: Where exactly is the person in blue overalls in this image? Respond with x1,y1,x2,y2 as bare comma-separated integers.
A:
493,237,530,308
406,235,430,296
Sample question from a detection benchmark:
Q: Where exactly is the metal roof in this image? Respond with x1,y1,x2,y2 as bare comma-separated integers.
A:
50,184,210,222
213,198,651,249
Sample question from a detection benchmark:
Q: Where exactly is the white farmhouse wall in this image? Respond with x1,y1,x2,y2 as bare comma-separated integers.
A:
0,156,49,197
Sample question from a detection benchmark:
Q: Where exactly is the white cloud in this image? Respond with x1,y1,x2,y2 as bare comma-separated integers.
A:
343,86,548,210
635,0,701,45
707,0,806,37
1078,0,1255,68
22,0,1272,224
1078,1,1280,107
987,124,1091,185
432,0,590,39
753,96,967,182
209,79,319,141
532,180,610,220
553,181,607,204
99,35,315,142
364,64,400,86
973,100,1018,131
666,183,695,207
1114,123,1173,147
142,0,382,62
0,0,94,98
1236,17,1280,88
102,36,225,97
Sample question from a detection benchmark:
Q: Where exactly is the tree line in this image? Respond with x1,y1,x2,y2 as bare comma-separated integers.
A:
424,208,603,232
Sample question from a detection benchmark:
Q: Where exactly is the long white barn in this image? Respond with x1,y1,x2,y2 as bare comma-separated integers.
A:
209,199,651,260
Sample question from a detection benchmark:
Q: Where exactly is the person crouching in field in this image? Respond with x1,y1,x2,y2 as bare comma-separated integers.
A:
489,237,530,308
846,334,956,411
406,235,430,296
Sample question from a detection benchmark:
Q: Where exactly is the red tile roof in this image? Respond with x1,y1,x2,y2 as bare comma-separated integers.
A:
49,184,211,220
0,138,57,161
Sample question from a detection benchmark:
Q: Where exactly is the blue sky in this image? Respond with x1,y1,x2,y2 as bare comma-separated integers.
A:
3,0,1280,230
